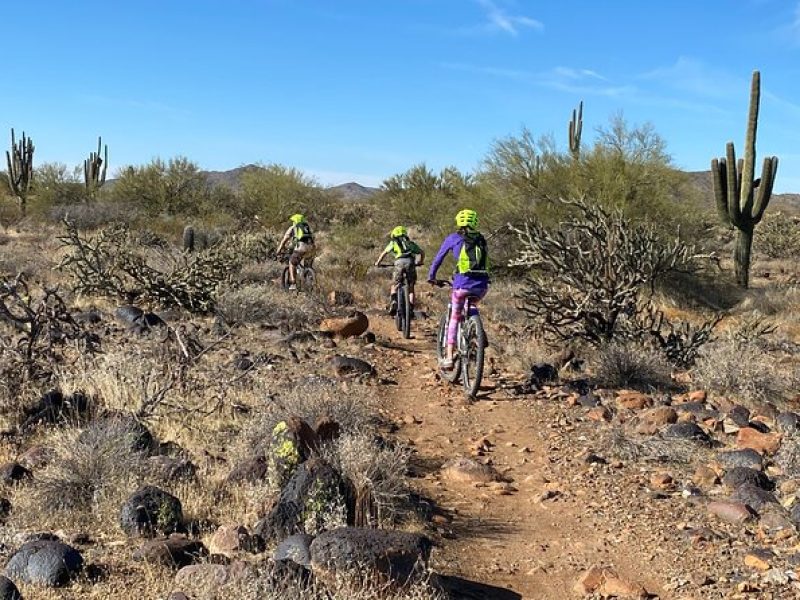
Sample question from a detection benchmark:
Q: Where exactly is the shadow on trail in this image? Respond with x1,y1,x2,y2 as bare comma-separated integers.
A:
433,573,522,600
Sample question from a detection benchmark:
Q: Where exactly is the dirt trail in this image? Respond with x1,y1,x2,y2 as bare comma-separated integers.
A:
365,310,676,600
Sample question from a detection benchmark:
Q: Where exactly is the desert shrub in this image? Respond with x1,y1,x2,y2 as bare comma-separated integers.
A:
216,283,321,330
756,211,800,259
692,338,797,405
593,342,673,391
58,221,275,313
603,428,701,465
241,380,376,459
47,200,137,229
107,157,210,217
22,421,147,514
322,432,412,527
29,162,88,213
238,163,336,228
510,197,705,345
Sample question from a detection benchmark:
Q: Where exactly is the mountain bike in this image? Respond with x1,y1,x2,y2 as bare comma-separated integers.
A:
279,254,315,292
432,280,486,400
375,264,413,339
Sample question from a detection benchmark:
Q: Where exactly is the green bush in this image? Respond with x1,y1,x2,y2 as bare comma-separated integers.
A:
756,211,800,259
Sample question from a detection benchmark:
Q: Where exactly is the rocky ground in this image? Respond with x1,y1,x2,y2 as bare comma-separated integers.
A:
0,227,799,599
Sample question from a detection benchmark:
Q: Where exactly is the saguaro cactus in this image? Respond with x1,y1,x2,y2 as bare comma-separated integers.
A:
711,71,778,289
183,225,195,253
83,136,108,196
568,101,583,160
5,129,34,215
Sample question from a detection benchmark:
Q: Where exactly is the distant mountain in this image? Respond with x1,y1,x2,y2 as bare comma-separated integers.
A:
686,170,800,213
327,182,380,201
199,165,380,200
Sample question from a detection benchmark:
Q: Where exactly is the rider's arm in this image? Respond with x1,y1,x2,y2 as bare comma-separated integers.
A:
374,247,390,266
416,248,425,266
427,236,455,281
276,226,293,254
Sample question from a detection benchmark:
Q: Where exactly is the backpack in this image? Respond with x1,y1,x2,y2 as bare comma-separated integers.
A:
456,232,489,276
294,222,313,243
391,235,415,258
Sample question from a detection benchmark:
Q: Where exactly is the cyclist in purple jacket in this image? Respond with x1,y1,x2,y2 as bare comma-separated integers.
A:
427,209,490,369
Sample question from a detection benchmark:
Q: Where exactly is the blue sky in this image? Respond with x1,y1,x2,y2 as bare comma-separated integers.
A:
3,0,800,191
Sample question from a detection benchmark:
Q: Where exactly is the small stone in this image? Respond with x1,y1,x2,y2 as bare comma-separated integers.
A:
574,565,605,595
587,406,612,422
692,465,719,488
707,501,754,524
744,548,775,571
599,575,648,599
650,472,674,491
636,406,678,434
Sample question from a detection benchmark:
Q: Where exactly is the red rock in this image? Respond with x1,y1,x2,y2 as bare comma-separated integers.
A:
736,428,781,455
587,407,612,422
616,392,652,411
650,472,674,491
688,390,707,402
692,465,719,488
319,311,369,339
636,406,678,434
574,565,605,594
599,575,648,598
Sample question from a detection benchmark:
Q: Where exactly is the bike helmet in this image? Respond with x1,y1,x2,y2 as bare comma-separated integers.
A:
390,226,407,238
455,209,478,230
290,213,306,225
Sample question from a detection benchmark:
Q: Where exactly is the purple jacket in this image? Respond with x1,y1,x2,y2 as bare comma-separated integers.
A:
427,233,490,292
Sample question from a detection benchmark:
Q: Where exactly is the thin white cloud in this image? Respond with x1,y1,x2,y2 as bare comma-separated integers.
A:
473,0,543,36
640,57,745,99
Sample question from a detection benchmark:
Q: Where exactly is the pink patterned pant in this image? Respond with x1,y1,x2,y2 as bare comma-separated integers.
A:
447,288,486,346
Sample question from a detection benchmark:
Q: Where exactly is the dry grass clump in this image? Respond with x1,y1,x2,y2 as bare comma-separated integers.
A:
15,420,148,529
322,432,412,527
692,338,797,405
242,379,377,453
592,342,673,391
216,283,321,329
603,429,702,465
189,565,444,600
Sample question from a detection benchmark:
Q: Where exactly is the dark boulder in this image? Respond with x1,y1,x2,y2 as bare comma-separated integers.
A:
132,536,207,568
120,485,183,537
274,534,314,567
723,467,774,491
254,458,346,542
310,527,432,585
5,540,83,587
718,449,763,471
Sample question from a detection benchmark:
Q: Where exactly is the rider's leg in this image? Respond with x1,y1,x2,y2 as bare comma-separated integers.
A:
442,288,470,366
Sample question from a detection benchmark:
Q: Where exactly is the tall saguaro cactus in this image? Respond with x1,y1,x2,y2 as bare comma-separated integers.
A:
5,129,34,215
83,136,108,197
568,101,583,160
711,71,778,289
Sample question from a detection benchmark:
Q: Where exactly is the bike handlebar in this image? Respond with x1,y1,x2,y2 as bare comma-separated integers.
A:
428,279,452,288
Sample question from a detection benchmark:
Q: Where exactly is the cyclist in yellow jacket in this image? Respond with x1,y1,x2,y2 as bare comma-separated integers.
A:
374,226,425,315
276,214,315,290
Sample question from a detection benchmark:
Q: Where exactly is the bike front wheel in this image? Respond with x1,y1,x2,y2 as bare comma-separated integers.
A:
281,266,291,291
461,314,486,400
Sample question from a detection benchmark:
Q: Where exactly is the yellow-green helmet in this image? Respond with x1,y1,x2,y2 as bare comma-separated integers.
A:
455,209,478,230
289,213,306,225
390,226,407,238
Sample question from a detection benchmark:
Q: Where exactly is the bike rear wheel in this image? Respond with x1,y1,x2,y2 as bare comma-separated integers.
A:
401,283,411,339
461,314,486,400
281,266,291,291
395,284,404,332
437,310,461,383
